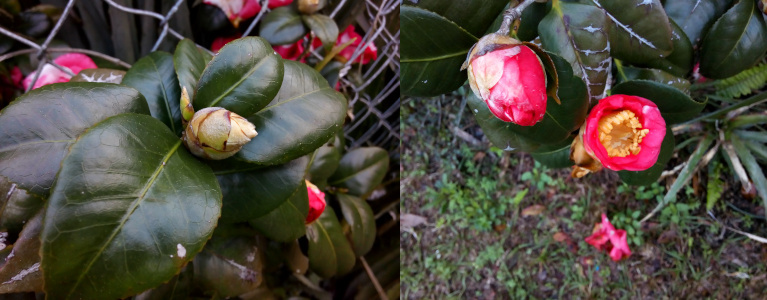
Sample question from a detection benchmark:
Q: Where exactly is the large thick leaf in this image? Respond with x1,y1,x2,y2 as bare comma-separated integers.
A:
216,156,309,223
337,194,375,256
0,211,43,293
619,66,691,94
308,135,343,186
236,60,347,165
0,176,42,234
122,51,183,135
249,182,309,242
193,235,264,297
517,2,549,42
467,52,589,153
699,0,767,79
41,114,222,300
530,138,575,169
593,0,674,64
328,147,389,197
306,208,355,278
664,0,731,46
259,7,306,46
302,14,338,52
539,1,609,102
174,38,212,102
645,19,694,78
618,125,675,185
612,80,705,124
194,37,283,117
401,0,508,97
0,83,149,197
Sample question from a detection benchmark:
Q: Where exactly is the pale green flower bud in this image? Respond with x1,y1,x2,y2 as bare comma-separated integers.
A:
182,107,257,160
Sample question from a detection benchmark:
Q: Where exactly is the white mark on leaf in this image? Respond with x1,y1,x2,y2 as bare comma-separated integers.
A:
3,262,40,284
583,26,600,33
177,244,186,258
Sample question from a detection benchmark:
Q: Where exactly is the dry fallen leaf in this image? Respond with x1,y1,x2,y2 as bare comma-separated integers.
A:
401,213,427,228
521,204,546,217
553,232,568,242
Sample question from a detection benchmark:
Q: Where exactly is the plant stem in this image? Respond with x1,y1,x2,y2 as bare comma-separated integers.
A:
497,0,537,36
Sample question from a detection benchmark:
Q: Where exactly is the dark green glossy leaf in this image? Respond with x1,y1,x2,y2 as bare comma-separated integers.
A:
41,114,222,300
410,0,509,36
619,66,691,94
517,2,549,42
307,208,355,278
328,147,389,197
618,125,675,186
122,52,182,135
285,240,309,275
664,0,731,46
612,80,705,124
0,211,43,293
249,182,308,242
699,0,767,79
530,138,575,169
645,19,694,77
259,7,307,46
337,194,375,256
308,135,342,185
174,38,212,102
216,156,309,223
319,61,343,91
193,235,264,297
18,12,51,38
302,14,339,52
108,0,139,63
467,52,588,153
0,83,149,197
594,0,674,64
236,60,346,165
400,5,478,97
69,69,125,83
539,1,609,102
0,176,42,235
194,37,283,117
134,266,192,300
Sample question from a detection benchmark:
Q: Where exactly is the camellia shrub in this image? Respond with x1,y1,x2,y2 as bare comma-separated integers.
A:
403,0,767,259
0,0,393,298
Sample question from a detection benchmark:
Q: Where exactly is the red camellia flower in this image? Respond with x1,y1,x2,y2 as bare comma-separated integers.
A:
465,34,546,126
211,36,238,53
22,53,97,90
305,180,326,224
582,94,666,171
273,35,321,62
336,25,378,65
585,214,631,262
268,0,293,9
203,0,261,28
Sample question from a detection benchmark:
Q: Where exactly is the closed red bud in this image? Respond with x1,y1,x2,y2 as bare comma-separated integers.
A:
305,180,326,224
464,33,547,126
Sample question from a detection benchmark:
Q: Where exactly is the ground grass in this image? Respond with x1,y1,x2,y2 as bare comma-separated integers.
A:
400,93,767,299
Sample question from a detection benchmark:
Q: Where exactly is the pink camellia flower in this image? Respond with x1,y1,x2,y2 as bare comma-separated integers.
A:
585,214,631,262
582,94,666,171
305,180,326,224
464,33,546,126
336,25,378,65
211,36,239,53
22,53,97,90
203,0,261,28
268,0,293,9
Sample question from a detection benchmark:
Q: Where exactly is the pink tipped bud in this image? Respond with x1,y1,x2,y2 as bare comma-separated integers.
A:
305,180,326,224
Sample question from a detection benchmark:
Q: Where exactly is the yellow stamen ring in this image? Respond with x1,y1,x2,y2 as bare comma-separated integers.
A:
597,110,649,158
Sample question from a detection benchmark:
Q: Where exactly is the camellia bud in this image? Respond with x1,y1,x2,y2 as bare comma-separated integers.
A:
581,94,666,171
298,0,325,14
182,107,258,160
462,33,547,126
305,180,326,224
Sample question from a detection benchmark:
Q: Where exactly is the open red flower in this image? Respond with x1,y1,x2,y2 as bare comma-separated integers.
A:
22,53,97,90
203,0,261,28
465,34,546,126
336,25,377,65
582,94,666,171
585,214,631,262
305,180,326,224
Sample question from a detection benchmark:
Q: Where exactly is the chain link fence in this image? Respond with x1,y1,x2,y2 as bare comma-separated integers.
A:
0,0,399,154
